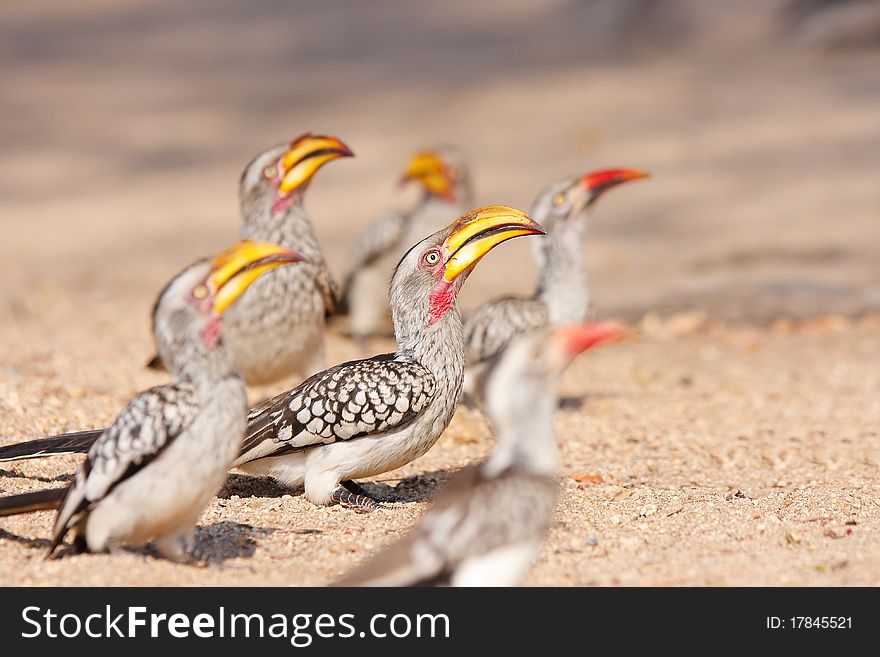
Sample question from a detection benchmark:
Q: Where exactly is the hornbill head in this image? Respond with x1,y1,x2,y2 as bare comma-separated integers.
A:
239,134,354,217
391,206,545,328
154,241,308,357
400,146,471,204
481,322,625,444
532,167,648,235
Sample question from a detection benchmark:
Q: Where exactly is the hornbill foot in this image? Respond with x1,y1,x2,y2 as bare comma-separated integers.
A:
331,486,380,512
340,479,382,502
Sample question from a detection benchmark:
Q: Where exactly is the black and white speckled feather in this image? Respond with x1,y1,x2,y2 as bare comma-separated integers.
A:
232,219,481,506
53,382,200,537
237,355,436,460
463,297,548,365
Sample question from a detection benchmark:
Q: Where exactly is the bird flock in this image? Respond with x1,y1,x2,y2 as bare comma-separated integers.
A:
0,133,647,586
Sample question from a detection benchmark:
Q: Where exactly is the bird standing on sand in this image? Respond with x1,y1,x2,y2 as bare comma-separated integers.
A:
463,169,646,371
0,242,306,560
0,207,544,511
339,147,471,343
148,134,352,385
232,206,543,508
338,322,622,586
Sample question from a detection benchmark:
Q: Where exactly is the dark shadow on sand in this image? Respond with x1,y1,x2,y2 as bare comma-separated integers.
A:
0,467,75,484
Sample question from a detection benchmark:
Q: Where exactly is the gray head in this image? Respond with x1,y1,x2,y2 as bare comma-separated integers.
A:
481,323,623,475
238,134,354,222
529,168,648,266
389,206,545,352
152,241,307,379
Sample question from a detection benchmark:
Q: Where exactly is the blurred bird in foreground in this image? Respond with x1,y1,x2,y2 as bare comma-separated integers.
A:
463,168,646,392
148,133,352,385
337,322,623,586
338,146,472,344
0,242,306,560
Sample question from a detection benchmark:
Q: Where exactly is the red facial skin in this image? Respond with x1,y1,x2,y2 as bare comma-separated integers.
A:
266,154,297,216
201,315,223,349
418,247,458,325
271,193,295,215
189,286,222,349
428,282,456,325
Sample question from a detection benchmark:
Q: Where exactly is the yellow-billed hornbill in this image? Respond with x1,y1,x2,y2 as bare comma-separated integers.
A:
1,242,306,559
148,133,352,384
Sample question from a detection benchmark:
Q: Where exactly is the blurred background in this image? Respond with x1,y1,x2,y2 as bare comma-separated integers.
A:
1,0,878,323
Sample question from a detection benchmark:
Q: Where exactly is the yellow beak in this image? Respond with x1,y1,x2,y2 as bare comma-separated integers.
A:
278,134,354,196
402,150,453,198
210,241,308,314
443,206,545,282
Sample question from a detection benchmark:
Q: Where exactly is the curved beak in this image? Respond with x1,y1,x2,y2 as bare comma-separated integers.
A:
210,241,309,314
553,321,627,359
401,150,453,199
580,168,648,205
278,134,354,196
443,205,545,282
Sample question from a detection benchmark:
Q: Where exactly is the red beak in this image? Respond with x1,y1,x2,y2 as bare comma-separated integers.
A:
554,321,627,357
581,168,648,199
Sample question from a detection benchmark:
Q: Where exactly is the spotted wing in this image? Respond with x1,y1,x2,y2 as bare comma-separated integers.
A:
463,297,549,364
237,354,435,462
51,383,199,547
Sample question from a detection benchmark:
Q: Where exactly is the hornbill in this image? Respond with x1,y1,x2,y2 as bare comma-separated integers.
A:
337,322,622,586
147,133,352,384
338,146,472,342
0,207,544,510
1,242,306,559
463,168,646,378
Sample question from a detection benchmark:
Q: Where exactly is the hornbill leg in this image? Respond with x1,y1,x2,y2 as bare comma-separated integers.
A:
331,486,380,511
340,479,382,501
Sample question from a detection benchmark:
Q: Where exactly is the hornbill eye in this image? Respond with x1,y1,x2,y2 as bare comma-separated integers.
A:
422,250,441,266
192,284,209,300
552,193,567,208
263,165,278,179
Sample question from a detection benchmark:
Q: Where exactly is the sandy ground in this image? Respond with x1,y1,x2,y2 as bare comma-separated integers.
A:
0,1,879,585
1,313,879,586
